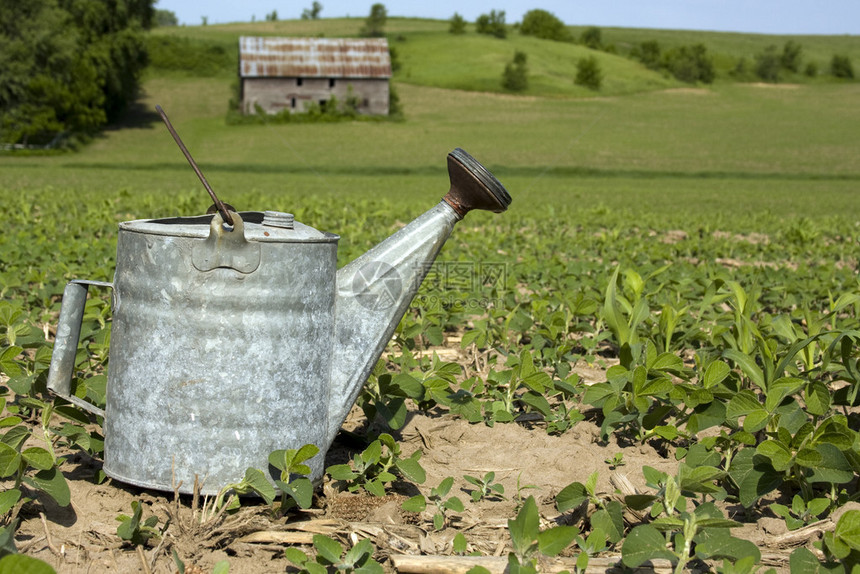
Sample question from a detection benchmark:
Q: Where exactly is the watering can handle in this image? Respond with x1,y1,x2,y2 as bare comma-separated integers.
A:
46,280,112,418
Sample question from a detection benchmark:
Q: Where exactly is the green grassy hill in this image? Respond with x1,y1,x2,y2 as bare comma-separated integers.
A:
3,16,858,226
149,17,858,99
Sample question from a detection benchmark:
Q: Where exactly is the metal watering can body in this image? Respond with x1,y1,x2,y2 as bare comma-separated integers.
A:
47,148,511,495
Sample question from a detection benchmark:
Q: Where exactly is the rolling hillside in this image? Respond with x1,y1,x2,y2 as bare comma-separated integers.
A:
149,16,857,100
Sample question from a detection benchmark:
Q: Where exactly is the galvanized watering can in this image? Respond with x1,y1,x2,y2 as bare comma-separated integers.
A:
47,148,511,494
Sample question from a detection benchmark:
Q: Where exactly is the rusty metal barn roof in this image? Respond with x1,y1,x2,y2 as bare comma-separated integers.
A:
239,37,392,79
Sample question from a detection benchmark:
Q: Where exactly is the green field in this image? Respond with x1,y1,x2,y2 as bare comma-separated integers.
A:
2,18,860,573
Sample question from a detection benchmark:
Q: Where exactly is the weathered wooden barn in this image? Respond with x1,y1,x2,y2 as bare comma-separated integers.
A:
238,36,392,116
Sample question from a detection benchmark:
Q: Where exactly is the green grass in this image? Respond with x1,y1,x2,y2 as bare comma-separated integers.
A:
583,26,860,78
2,18,859,229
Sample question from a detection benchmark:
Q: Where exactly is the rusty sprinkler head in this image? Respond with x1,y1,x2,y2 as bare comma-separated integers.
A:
443,148,512,218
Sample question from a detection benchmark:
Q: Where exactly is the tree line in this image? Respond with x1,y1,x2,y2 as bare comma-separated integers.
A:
445,8,854,93
0,0,154,147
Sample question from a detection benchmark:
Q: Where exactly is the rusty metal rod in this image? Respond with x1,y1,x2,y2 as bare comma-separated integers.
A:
155,105,234,226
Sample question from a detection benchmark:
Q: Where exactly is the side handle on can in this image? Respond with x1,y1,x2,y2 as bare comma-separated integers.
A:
46,280,112,418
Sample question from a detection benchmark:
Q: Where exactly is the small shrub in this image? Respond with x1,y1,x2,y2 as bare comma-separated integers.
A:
502,50,528,92
520,9,570,42
781,40,803,73
360,3,387,38
388,46,401,73
301,1,322,20
476,10,506,39
633,40,662,70
580,26,602,50
575,55,603,90
804,61,819,77
663,43,714,84
154,9,178,27
449,12,466,35
831,54,854,79
731,57,755,81
754,45,781,82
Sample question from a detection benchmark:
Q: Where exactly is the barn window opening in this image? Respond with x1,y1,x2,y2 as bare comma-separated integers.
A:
329,79,336,88
291,98,296,109
297,78,303,87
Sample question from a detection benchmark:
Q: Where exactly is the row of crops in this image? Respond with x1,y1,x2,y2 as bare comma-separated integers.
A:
1,187,860,571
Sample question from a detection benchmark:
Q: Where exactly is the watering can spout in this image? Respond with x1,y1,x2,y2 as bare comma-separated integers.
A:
326,149,511,446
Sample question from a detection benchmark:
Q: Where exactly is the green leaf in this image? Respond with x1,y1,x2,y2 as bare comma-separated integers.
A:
238,468,275,504
284,546,308,567
276,477,313,509
621,524,677,567
0,554,57,574
0,444,21,478
391,373,425,400
537,525,578,557
343,537,373,567
789,546,840,574
327,464,357,481
364,479,386,497
680,465,725,491
795,448,824,469
116,501,142,542
591,501,624,544
520,391,552,417
755,440,793,472
23,468,70,507
743,409,770,433
834,510,860,551
401,495,426,513
650,516,685,531
764,377,805,412
729,448,783,508
378,398,407,430
395,453,426,484
723,349,764,389
703,360,731,389
642,466,667,487
445,497,464,512
211,561,230,574
805,382,831,416
313,534,343,565
809,443,854,484
434,476,454,497
581,383,615,407
726,390,764,421
508,496,539,557
625,494,658,511
22,447,54,471
453,532,468,554
694,529,760,563
556,481,588,512
0,489,21,516
0,347,23,379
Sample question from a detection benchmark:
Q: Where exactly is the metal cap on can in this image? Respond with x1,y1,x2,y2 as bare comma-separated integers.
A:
263,211,295,229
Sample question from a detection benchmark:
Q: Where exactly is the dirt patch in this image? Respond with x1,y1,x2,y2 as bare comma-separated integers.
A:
661,88,711,96
9,408,808,573
746,82,802,89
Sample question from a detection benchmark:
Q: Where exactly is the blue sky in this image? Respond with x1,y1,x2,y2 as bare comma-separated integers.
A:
156,1,860,35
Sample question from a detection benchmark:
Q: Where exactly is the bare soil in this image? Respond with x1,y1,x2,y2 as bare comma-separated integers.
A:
7,392,814,574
